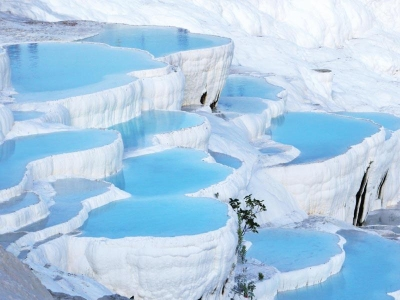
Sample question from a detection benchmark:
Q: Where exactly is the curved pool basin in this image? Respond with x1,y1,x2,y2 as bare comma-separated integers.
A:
217,97,269,115
81,24,230,57
109,110,204,149
221,75,283,101
269,113,380,164
7,42,165,102
12,111,44,121
276,230,400,300
0,129,118,190
246,228,341,272
0,192,39,215
80,195,228,238
337,112,400,131
80,148,232,238
209,151,242,169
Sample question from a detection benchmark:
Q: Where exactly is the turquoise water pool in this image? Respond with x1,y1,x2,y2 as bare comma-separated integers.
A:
80,148,232,238
337,112,400,131
109,110,204,149
0,192,39,215
269,113,380,164
246,228,341,272
12,111,44,121
0,130,118,190
221,75,283,101
276,230,400,300
7,42,165,102
82,24,230,57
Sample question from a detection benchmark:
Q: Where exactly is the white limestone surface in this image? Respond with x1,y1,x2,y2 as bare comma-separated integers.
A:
0,103,13,141
27,208,238,300
160,41,234,108
0,47,11,92
0,132,124,202
265,128,386,224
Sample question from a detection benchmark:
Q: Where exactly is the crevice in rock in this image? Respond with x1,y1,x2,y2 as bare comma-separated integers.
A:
353,162,372,226
210,92,220,110
377,169,389,204
200,91,207,105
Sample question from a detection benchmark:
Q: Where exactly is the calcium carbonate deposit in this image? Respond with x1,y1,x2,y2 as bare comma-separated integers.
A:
1,1,400,299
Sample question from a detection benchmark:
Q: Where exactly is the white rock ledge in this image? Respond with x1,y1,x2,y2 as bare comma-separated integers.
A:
9,64,185,129
0,132,124,202
265,127,387,224
0,192,49,234
160,40,234,108
153,114,211,151
27,208,238,300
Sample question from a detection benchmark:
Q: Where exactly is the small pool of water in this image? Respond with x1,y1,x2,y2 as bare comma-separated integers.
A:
259,147,285,155
0,129,118,190
276,230,400,300
80,195,228,238
81,24,230,57
209,151,242,169
80,148,232,238
269,113,380,164
24,179,110,231
114,148,232,196
0,192,39,215
217,97,269,114
12,111,44,121
221,75,283,101
246,228,341,272
7,42,165,102
109,110,204,149
337,112,400,131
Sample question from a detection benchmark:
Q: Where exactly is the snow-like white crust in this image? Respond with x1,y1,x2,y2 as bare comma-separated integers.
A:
0,133,123,202
153,115,211,150
0,103,13,141
265,128,386,223
27,208,238,300
0,48,11,92
160,41,234,107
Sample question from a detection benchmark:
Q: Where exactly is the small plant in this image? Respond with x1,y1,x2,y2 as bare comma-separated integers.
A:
229,194,266,299
258,272,264,281
214,192,219,199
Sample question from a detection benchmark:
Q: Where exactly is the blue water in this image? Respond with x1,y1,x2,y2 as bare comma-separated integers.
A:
337,112,400,131
221,75,283,101
0,192,39,214
109,110,204,149
270,113,380,164
81,24,230,57
81,148,232,238
247,229,341,272
7,42,165,102
111,148,232,197
0,130,118,190
23,179,110,231
12,111,44,121
276,230,400,300
81,195,228,238
209,151,242,169
218,97,269,114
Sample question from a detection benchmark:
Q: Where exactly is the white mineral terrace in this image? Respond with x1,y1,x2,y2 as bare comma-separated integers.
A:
1,2,400,300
